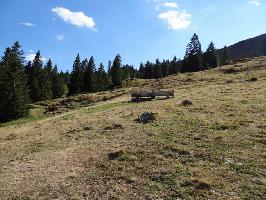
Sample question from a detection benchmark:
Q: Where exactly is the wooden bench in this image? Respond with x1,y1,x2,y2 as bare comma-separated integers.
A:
131,90,174,101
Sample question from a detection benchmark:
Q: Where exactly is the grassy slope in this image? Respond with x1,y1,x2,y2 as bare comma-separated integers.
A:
0,57,265,200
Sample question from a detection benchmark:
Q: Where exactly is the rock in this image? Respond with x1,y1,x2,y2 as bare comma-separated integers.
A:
181,100,193,106
108,150,125,160
137,112,156,124
247,77,258,82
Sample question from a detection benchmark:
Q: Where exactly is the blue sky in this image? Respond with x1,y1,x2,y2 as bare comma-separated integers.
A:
0,0,265,71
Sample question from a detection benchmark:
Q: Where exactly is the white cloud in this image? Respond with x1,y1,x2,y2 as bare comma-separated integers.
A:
19,22,35,27
163,2,178,8
56,34,65,41
25,53,47,62
158,10,192,30
249,0,261,6
52,7,96,30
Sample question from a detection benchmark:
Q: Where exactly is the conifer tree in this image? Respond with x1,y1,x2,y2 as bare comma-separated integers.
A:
45,60,65,99
83,56,96,92
138,63,145,78
161,60,170,77
32,52,53,101
154,59,162,79
220,46,231,66
39,67,52,101
182,33,203,72
203,42,219,69
110,54,123,88
144,61,153,79
107,60,112,75
0,42,30,121
69,54,83,95
95,63,111,91
28,51,42,102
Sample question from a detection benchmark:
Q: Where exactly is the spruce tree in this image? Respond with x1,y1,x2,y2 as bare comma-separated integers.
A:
28,51,42,102
95,63,111,91
45,60,65,99
110,54,123,88
39,67,52,101
203,42,219,69
161,60,170,77
154,59,162,79
83,56,96,93
33,52,52,101
182,33,203,72
144,61,153,79
69,54,83,95
138,63,145,78
0,42,30,121
220,46,231,66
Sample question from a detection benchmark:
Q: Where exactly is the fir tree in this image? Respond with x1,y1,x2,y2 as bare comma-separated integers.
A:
182,33,203,72
154,59,162,79
83,56,96,92
138,63,145,78
161,60,170,77
39,67,52,101
69,54,83,95
95,63,111,91
32,52,52,101
220,46,231,66
0,42,30,121
107,60,112,75
144,61,153,79
110,54,123,88
28,51,42,102
45,60,65,99
203,42,219,69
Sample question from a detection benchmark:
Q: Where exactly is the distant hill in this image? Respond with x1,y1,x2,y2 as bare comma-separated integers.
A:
218,33,266,60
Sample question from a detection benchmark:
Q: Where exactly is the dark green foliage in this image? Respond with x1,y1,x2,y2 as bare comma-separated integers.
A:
154,59,162,79
69,54,83,95
220,46,231,66
182,33,203,72
39,66,52,101
122,64,135,80
110,54,123,88
0,42,30,122
83,56,96,92
60,70,71,85
45,60,66,98
161,60,170,77
203,42,219,69
95,63,111,91
144,61,153,79
138,63,145,78
27,51,42,102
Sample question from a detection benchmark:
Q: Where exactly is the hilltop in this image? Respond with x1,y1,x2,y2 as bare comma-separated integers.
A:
0,57,265,199
217,33,266,60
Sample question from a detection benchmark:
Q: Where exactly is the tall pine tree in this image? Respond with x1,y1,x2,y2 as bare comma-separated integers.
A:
0,42,30,121
95,63,111,92
203,42,219,69
83,56,96,93
69,54,83,95
110,54,123,88
220,46,231,66
182,33,203,72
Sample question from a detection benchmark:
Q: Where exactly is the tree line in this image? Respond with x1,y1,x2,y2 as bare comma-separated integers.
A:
136,33,231,79
0,33,231,122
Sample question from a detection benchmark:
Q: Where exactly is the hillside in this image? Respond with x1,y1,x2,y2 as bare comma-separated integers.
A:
218,33,266,60
0,57,265,199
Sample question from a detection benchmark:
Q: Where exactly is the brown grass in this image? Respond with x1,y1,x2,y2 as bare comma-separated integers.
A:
0,57,265,199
